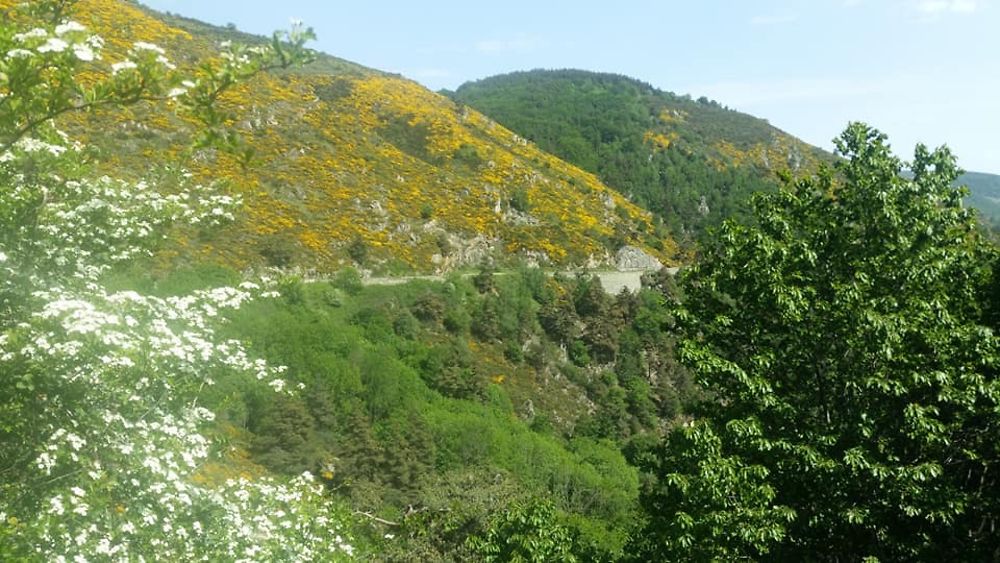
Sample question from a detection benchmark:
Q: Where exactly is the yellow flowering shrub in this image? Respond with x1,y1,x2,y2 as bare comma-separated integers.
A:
14,0,678,272
644,130,678,152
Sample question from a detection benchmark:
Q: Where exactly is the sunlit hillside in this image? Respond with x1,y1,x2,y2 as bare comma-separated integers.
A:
8,0,677,274
452,69,831,242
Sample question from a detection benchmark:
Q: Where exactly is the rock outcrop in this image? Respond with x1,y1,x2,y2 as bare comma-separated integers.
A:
615,245,663,271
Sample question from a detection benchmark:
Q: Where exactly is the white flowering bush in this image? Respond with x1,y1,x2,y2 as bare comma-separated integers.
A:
0,1,358,560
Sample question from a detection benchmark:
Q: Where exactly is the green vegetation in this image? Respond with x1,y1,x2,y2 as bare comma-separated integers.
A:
452,69,830,246
77,259,698,559
5,1,1000,560
193,266,696,559
20,1,674,274
634,124,1000,560
960,171,1000,226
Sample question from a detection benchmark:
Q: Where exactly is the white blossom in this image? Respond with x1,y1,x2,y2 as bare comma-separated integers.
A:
36,452,56,475
72,43,95,62
155,54,176,70
132,41,165,54
16,137,67,156
55,21,87,36
111,60,137,75
37,37,69,53
49,497,65,516
13,28,47,42
2,20,357,562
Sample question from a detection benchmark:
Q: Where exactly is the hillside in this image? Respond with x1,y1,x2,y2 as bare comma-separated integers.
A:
450,69,830,243
6,2,1000,560
1,3,692,558
960,171,1000,225
15,0,676,274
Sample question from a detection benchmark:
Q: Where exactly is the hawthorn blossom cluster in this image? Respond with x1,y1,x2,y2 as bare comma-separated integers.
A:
0,143,242,331
8,393,353,561
6,18,184,87
9,21,103,63
1,13,355,562
3,168,239,282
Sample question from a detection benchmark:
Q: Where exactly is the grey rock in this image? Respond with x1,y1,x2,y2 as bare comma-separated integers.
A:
615,245,663,271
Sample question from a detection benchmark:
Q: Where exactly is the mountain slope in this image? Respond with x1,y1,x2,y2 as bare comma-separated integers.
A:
11,0,676,273
450,69,830,242
960,171,1000,225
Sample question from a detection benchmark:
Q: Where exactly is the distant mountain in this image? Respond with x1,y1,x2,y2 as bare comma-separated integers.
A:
451,70,830,244
19,1,676,274
960,171,1000,225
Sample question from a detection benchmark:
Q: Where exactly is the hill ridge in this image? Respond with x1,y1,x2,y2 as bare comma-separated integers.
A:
6,0,677,274
451,68,831,240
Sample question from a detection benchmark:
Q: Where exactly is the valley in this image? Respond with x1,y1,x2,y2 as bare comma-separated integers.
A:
2,1,998,561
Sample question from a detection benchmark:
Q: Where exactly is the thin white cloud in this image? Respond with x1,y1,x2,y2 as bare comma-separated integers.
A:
749,14,797,25
915,0,980,15
475,33,541,54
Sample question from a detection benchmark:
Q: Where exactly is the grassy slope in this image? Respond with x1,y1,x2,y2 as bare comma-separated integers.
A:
451,69,831,241
8,0,677,274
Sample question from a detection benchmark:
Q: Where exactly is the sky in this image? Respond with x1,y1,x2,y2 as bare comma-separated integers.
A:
142,0,999,174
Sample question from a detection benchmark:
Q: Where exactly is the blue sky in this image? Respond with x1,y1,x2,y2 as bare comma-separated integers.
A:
143,0,999,173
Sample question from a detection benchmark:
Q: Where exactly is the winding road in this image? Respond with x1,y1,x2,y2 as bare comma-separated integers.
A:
359,267,679,294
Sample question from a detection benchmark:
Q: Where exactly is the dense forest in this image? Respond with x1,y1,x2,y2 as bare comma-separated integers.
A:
452,70,1000,245
156,265,694,560
451,69,829,246
3,1,1000,561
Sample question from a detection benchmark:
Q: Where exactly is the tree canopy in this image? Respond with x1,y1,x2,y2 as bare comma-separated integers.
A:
635,123,1000,561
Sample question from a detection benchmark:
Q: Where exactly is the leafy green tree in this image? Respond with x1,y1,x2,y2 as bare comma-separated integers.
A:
573,275,609,318
539,295,581,344
471,294,503,341
411,291,447,323
473,266,497,294
383,469,526,561
467,498,577,562
577,384,630,440
636,123,1000,561
379,414,437,502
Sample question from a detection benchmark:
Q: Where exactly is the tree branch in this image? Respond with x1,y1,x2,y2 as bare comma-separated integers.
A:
352,510,399,526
